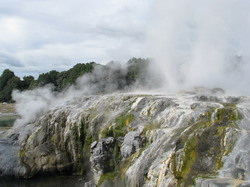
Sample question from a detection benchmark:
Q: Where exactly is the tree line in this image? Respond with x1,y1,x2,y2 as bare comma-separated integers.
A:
0,58,149,103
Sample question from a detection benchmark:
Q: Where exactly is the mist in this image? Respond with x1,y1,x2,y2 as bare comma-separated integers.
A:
149,0,250,95
10,0,250,128
12,62,154,127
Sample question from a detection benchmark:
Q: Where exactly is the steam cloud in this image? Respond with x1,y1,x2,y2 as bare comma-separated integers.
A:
11,0,250,129
12,62,153,127
149,0,250,95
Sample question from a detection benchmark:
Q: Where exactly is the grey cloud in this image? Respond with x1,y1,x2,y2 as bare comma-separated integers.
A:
0,52,23,67
0,0,152,77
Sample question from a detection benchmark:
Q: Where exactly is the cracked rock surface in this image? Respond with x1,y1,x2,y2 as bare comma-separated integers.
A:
0,93,249,186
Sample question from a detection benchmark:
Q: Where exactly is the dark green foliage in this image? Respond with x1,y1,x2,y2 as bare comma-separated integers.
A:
57,63,94,91
0,58,150,103
37,70,60,88
30,63,95,91
0,70,23,102
0,69,15,91
22,76,34,90
0,63,95,102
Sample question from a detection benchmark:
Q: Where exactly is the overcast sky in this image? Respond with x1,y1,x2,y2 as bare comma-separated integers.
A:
0,0,153,77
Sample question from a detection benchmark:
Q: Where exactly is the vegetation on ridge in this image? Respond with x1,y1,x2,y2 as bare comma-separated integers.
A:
0,58,150,103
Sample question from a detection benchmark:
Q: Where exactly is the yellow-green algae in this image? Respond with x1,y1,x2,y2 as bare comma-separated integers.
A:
97,113,136,186
100,113,134,138
97,113,151,187
171,104,242,186
97,147,147,187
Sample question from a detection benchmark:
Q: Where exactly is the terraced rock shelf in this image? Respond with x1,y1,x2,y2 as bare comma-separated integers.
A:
0,93,250,186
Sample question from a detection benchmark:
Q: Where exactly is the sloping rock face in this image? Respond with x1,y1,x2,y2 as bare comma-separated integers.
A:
0,93,249,186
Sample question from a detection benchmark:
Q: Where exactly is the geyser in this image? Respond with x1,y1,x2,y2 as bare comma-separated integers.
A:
149,0,250,95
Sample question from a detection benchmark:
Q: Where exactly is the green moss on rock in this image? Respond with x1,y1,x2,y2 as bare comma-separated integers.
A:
97,131,148,187
171,105,242,186
147,107,152,116
97,172,117,187
142,122,161,134
100,113,134,139
100,125,114,138
216,104,243,123
114,114,134,137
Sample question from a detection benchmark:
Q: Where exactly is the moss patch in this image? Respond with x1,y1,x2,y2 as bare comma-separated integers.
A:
19,145,27,158
216,104,243,123
80,120,97,176
70,119,97,175
147,107,152,116
100,113,134,139
97,172,117,187
100,125,114,138
171,105,242,186
142,122,161,134
98,147,147,187
98,131,148,187
114,114,134,137
120,147,146,180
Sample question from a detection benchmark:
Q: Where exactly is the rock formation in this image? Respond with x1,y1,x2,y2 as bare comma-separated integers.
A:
0,93,250,186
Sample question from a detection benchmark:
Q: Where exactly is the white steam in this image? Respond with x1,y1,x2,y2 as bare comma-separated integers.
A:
10,0,250,129
149,0,250,95
12,63,136,127
13,86,58,127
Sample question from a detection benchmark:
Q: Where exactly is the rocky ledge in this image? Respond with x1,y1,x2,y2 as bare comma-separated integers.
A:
0,93,250,186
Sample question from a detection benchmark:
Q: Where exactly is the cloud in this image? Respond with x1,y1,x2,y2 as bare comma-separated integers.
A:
0,0,152,77
0,52,23,67
0,17,27,51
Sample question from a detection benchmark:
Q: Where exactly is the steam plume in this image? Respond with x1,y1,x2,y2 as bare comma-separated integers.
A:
12,62,152,127
11,0,250,129
149,0,250,95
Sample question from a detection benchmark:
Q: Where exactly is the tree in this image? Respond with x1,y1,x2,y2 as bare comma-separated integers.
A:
37,70,60,90
57,62,94,91
0,69,15,91
0,76,22,102
22,76,35,90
